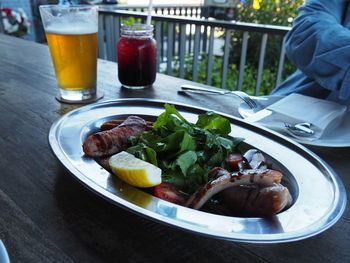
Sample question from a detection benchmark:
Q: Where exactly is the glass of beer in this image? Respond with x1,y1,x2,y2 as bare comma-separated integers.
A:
39,5,102,103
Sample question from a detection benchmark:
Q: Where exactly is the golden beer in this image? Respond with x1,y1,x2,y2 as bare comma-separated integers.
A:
40,5,100,102
46,28,98,92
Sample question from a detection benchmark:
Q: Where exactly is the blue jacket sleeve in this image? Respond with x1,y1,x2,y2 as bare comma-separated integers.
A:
285,0,350,100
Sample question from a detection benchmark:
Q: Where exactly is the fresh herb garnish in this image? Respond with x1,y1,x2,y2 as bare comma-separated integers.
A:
126,104,244,193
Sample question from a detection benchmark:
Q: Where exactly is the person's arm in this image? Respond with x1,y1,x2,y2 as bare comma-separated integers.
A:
285,0,350,100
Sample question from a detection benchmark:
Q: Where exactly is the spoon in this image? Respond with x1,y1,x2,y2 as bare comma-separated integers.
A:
284,122,315,137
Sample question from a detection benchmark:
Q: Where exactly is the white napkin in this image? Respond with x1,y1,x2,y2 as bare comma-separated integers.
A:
253,93,347,140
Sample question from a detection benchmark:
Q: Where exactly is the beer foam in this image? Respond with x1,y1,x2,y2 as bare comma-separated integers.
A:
45,23,97,35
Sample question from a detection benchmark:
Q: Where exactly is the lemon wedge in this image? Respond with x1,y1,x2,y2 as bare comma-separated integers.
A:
109,151,162,188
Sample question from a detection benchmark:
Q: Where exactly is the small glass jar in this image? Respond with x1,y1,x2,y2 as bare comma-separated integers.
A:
117,24,157,89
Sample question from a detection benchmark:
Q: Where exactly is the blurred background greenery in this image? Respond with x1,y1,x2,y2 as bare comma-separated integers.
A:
168,0,304,95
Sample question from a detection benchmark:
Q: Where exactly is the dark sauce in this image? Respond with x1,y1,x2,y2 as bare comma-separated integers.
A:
117,37,157,87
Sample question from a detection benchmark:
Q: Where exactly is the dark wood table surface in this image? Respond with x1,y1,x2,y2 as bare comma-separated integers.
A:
0,33,349,263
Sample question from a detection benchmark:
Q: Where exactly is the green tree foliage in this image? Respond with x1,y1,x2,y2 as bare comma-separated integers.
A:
238,0,303,26
231,0,304,70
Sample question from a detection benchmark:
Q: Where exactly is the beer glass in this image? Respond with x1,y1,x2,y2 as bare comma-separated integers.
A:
39,5,102,103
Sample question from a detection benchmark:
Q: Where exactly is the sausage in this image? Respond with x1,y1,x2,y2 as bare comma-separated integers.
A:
82,116,147,157
221,184,293,216
186,168,284,210
100,119,153,131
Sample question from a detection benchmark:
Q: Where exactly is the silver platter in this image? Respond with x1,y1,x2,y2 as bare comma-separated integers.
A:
48,98,346,243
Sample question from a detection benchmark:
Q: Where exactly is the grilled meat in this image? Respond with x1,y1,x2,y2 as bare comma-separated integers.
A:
82,116,147,157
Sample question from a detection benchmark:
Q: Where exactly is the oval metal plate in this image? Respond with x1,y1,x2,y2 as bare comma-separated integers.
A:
48,99,347,243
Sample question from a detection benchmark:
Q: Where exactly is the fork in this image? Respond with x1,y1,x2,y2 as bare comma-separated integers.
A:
180,84,258,110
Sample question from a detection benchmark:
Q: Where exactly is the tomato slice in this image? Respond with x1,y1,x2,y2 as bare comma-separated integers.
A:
154,183,187,205
226,152,244,170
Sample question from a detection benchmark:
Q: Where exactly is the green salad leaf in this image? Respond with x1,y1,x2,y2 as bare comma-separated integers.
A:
196,111,231,136
126,104,244,193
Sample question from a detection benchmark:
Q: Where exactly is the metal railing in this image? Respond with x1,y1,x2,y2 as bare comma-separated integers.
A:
98,4,207,18
98,8,291,95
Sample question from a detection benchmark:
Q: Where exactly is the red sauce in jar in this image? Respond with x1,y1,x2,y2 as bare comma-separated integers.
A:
117,24,157,88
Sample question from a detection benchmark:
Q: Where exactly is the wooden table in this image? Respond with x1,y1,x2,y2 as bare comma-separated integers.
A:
0,34,349,263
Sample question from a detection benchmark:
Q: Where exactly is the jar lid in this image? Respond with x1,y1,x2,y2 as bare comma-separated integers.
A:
121,24,154,37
